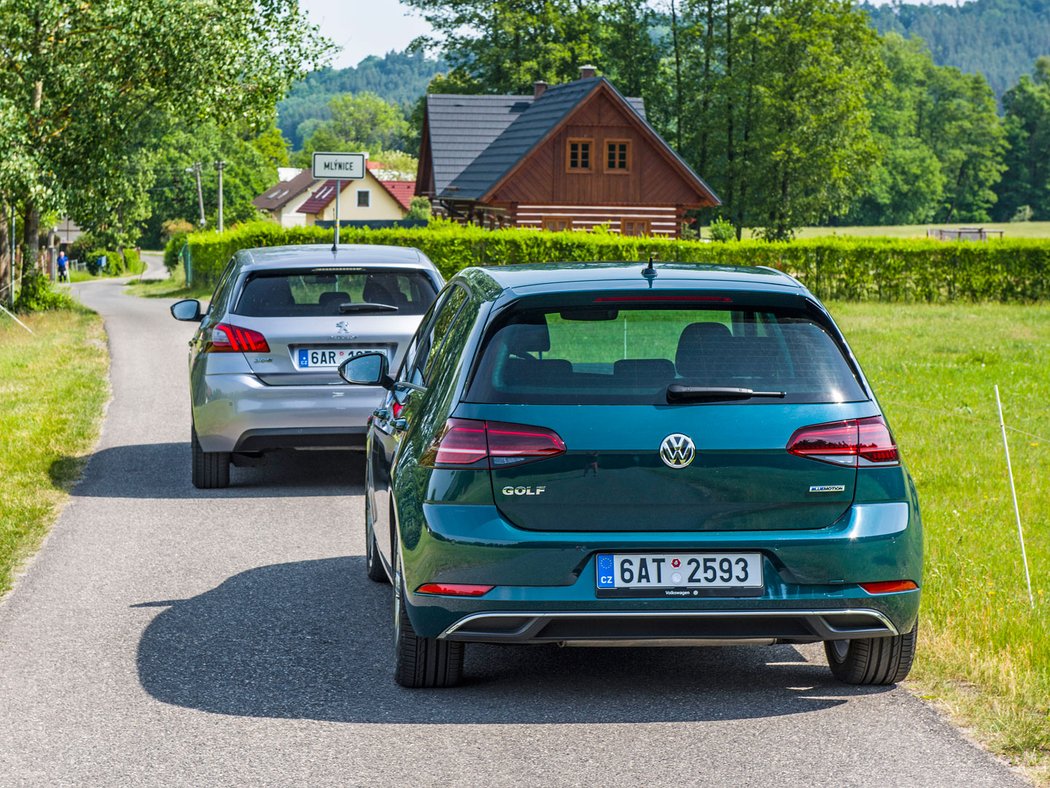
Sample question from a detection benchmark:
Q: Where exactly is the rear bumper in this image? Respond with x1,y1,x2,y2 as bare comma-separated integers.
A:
191,371,385,453
399,500,922,641
441,608,899,645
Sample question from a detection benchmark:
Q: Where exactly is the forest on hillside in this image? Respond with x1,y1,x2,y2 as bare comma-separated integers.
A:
864,0,1050,97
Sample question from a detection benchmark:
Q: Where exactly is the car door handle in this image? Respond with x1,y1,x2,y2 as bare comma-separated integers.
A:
392,418,408,432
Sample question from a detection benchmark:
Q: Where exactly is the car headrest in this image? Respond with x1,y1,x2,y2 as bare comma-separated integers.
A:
675,321,733,376
363,277,398,305
504,320,551,353
318,291,351,312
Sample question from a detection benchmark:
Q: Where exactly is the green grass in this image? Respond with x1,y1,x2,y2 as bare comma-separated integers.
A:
774,221,1050,240
0,307,109,597
829,302,1050,783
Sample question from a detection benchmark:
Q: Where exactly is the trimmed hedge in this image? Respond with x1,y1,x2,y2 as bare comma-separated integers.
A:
170,221,1050,302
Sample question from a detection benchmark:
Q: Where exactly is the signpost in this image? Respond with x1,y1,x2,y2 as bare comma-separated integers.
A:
311,152,367,251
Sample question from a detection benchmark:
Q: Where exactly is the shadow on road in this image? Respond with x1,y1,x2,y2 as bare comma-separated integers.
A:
135,557,891,724
56,444,364,499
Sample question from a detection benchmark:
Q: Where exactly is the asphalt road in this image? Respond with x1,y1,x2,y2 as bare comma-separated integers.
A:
0,256,1029,786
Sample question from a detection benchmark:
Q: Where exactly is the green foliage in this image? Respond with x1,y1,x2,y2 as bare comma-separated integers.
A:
163,235,188,273
707,218,737,242
181,221,1050,303
406,196,432,221
278,51,446,148
142,122,278,247
14,270,75,312
863,0,1050,98
994,58,1050,222
403,0,603,93
847,34,1006,225
0,0,330,268
293,93,412,165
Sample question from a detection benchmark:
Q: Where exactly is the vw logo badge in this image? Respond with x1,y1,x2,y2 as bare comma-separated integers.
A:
660,433,696,469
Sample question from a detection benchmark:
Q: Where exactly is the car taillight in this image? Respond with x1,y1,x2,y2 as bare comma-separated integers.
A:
422,418,566,469
207,323,270,353
787,416,899,467
416,583,494,596
860,580,917,594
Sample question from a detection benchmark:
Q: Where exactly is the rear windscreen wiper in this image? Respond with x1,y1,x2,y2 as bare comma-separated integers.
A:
338,302,399,314
666,385,786,403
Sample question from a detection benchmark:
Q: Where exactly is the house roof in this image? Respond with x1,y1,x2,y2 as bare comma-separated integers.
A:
424,89,646,198
296,176,417,215
379,180,415,211
438,77,717,205
297,180,340,215
252,169,316,211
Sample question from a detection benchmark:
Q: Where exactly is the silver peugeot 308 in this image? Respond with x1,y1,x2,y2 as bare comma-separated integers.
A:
170,244,444,488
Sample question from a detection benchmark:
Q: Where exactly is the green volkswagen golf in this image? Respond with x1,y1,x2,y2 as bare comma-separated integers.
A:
339,263,921,688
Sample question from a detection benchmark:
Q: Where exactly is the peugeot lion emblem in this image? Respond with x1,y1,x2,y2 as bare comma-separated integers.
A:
660,433,696,469
335,321,351,334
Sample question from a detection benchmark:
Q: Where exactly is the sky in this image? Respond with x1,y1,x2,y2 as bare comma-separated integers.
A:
300,0,434,70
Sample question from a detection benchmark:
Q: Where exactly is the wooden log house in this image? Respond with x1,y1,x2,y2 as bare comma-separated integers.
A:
416,66,720,238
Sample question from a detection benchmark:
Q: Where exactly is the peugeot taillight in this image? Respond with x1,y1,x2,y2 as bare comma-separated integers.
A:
207,323,270,353
787,416,898,467
422,418,566,469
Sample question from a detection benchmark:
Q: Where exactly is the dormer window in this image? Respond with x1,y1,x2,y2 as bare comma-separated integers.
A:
567,138,593,172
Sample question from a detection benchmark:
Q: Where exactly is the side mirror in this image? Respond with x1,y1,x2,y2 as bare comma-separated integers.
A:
339,352,391,388
170,299,202,322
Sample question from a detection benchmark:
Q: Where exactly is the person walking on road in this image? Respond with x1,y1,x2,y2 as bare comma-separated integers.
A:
57,251,69,282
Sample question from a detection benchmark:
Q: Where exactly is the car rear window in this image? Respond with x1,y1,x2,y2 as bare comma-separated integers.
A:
465,304,866,405
234,268,437,317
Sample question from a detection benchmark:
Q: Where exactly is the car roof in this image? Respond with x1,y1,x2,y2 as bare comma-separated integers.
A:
236,244,438,272
457,262,807,298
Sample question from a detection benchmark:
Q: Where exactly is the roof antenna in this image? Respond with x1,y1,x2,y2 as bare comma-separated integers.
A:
642,255,657,286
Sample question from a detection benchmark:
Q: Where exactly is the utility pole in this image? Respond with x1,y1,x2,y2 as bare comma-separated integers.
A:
187,163,205,227
216,160,225,233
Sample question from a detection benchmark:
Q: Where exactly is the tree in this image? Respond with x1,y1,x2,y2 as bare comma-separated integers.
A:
141,123,280,248
294,92,412,164
0,0,328,272
675,0,883,238
995,57,1050,221
920,65,1006,221
402,0,602,93
845,34,946,225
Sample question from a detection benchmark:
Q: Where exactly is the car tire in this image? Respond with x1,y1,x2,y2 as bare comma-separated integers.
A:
825,622,918,685
191,425,230,489
393,553,464,688
364,493,389,583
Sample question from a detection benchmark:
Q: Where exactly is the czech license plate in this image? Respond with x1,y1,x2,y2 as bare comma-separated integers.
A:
596,552,763,598
296,347,384,369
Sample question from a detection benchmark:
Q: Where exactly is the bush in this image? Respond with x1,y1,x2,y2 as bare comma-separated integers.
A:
180,221,1050,302
15,270,77,312
708,218,737,243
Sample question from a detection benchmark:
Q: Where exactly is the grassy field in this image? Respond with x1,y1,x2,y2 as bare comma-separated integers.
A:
0,308,109,597
830,302,1050,782
773,221,1050,240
